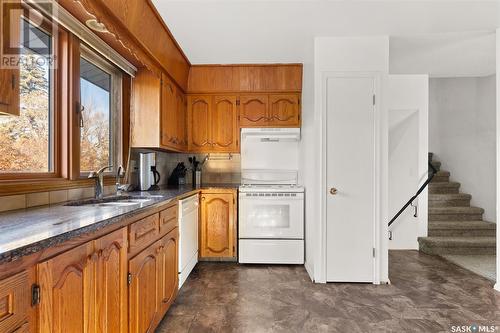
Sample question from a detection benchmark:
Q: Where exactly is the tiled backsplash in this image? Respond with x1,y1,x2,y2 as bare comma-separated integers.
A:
0,185,116,213
129,149,241,187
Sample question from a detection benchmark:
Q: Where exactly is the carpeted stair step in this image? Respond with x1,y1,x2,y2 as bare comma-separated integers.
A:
418,236,496,255
429,182,460,194
428,221,496,237
429,193,471,207
429,206,484,221
431,171,450,183
430,160,441,171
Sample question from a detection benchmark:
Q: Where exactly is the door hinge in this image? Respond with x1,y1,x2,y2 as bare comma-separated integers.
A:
373,94,376,106
127,273,132,285
31,284,40,306
372,248,376,258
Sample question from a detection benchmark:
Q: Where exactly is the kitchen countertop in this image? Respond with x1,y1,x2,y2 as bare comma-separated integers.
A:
0,184,239,265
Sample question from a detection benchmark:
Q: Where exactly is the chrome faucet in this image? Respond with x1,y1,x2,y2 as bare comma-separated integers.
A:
88,165,113,200
115,165,126,196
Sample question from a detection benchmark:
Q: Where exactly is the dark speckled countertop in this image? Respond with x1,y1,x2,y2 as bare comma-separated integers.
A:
0,184,239,264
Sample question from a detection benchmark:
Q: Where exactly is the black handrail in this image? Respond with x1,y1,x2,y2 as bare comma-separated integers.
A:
388,161,438,228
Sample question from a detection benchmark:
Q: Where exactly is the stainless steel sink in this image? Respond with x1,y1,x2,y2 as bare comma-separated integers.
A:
64,195,154,207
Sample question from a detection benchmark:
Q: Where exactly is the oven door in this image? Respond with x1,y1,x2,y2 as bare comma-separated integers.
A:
239,192,304,239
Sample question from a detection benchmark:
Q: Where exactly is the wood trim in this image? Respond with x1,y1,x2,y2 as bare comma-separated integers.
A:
58,0,189,92
68,33,81,180
145,0,190,66
190,63,303,68
187,64,303,93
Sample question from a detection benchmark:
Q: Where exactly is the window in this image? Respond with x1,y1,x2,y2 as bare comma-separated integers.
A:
0,19,53,173
79,46,122,174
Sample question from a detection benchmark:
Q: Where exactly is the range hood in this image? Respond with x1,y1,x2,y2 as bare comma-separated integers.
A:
241,128,301,142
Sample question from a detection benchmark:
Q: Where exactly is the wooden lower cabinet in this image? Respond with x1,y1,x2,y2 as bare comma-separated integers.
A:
0,271,30,333
128,240,160,333
37,242,95,333
37,228,128,333
128,228,179,333
157,228,179,314
199,190,237,259
94,228,128,333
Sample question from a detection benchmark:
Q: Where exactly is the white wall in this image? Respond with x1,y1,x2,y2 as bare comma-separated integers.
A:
495,29,499,293
313,36,389,283
299,40,316,280
386,75,429,250
390,32,496,78
429,76,496,223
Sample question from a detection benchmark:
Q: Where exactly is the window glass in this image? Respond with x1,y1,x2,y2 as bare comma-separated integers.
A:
0,20,52,173
79,56,112,172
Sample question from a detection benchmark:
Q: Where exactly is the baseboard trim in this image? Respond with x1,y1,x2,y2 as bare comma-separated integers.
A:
304,261,314,282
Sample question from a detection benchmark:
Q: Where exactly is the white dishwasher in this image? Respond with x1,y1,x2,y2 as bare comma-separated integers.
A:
178,194,199,289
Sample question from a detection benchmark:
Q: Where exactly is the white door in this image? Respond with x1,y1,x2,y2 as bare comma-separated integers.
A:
326,76,375,282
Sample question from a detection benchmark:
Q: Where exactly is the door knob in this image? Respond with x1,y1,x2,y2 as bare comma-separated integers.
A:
330,187,338,195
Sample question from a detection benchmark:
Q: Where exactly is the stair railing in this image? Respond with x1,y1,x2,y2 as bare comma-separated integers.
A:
388,161,438,229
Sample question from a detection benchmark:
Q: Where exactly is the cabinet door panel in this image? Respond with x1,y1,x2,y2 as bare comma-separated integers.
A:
132,69,161,147
38,242,95,333
212,96,238,152
187,95,211,151
200,193,235,258
128,243,159,333
0,271,29,333
176,91,187,148
158,228,178,314
161,74,178,149
269,94,300,127
239,95,269,127
94,228,127,333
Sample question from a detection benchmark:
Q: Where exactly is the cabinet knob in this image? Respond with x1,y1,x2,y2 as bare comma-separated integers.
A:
329,187,338,195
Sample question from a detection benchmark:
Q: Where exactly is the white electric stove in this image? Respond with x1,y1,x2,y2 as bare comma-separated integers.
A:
238,128,304,264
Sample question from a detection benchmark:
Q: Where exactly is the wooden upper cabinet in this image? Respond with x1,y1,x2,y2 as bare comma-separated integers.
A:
157,228,178,314
239,95,269,127
187,95,211,151
132,69,162,148
176,91,187,149
200,191,236,258
94,228,128,333
0,271,30,333
0,0,20,116
188,95,239,153
212,96,238,152
161,74,178,149
128,242,159,333
37,242,95,333
269,94,300,127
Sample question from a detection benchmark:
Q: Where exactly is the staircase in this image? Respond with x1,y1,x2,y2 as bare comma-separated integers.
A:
417,153,496,255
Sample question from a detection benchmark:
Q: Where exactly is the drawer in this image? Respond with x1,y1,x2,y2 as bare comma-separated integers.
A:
159,203,178,236
0,271,30,333
129,213,160,255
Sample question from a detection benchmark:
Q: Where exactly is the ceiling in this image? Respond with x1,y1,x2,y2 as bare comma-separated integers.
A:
152,0,499,64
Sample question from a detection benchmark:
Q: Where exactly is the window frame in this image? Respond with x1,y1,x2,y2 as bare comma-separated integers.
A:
0,9,59,180
78,44,123,177
0,3,132,195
